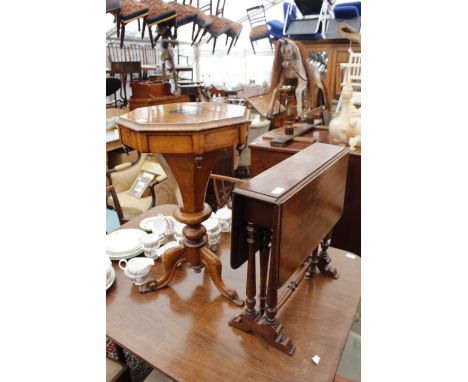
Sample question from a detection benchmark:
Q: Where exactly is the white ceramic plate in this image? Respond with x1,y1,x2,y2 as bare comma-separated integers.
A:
107,245,144,260
106,229,147,254
106,267,116,290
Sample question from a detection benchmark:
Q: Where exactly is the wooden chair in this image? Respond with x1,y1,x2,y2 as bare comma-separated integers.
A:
140,0,177,48
117,0,150,48
247,4,272,54
224,20,242,55
106,185,128,226
142,45,159,78
196,0,236,54
168,0,199,40
210,174,247,209
190,0,214,45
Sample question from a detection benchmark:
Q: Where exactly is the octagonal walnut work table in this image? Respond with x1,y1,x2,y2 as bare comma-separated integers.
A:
116,102,251,306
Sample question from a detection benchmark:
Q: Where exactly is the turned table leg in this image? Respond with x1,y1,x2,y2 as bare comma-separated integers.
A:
318,232,340,279
259,228,270,315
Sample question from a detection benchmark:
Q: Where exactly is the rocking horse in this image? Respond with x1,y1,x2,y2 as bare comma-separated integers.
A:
267,38,331,121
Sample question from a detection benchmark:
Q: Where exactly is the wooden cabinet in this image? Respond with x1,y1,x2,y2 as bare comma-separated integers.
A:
301,39,361,101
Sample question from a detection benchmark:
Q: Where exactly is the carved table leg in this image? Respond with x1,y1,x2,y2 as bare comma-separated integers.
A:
139,246,186,293
317,232,340,279
200,246,244,306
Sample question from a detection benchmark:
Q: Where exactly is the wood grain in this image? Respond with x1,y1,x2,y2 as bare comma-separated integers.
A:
107,205,361,382
250,127,361,255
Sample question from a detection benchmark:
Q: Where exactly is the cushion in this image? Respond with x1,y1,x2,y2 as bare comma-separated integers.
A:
120,0,149,21
249,24,270,41
226,21,243,38
333,5,359,19
142,0,176,25
109,191,153,217
168,2,198,26
106,358,124,382
207,16,232,38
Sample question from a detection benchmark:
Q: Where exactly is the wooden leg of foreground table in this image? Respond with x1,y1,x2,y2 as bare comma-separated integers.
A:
139,151,243,305
318,233,340,279
201,246,244,306
139,246,186,293
229,224,295,356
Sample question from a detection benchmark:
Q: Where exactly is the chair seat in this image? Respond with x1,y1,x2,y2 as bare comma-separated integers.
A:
143,0,177,24
249,24,269,41
226,21,243,38
108,191,153,218
207,16,232,38
106,358,124,382
121,0,149,21
168,1,198,26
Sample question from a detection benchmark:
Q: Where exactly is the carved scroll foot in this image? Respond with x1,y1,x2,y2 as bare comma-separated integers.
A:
229,313,296,356
318,238,340,280
139,246,186,293
201,246,244,306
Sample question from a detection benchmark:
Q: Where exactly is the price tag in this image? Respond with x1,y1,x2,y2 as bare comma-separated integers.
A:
346,253,356,260
271,187,285,195
312,355,320,365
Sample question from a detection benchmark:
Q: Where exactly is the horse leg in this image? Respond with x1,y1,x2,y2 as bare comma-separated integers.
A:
295,79,307,118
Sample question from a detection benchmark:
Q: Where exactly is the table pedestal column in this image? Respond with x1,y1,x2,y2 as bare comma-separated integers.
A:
140,150,243,306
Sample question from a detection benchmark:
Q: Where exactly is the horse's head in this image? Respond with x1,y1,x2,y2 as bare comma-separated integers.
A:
279,39,298,69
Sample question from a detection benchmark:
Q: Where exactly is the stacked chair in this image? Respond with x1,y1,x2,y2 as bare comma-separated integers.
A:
140,0,177,48
194,0,242,55
246,5,272,54
266,2,298,41
116,0,150,48
190,1,214,44
168,1,199,40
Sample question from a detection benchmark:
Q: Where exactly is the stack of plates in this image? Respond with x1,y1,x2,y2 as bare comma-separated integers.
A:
106,228,147,260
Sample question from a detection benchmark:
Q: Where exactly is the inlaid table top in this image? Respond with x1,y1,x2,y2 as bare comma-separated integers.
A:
117,102,249,132
106,205,361,382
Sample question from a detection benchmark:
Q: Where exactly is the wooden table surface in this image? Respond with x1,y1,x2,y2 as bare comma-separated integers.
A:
106,205,361,382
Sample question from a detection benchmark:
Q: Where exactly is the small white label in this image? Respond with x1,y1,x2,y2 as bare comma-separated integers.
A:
271,187,285,195
312,355,320,365
136,119,146,123
346,253,356,259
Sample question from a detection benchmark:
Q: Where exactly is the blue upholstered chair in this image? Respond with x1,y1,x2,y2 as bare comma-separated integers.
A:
333,2,361,19
266,2,297,41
